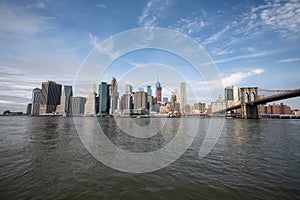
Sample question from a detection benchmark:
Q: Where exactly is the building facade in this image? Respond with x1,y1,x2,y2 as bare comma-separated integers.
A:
71,97,86,115
225,85,240,108
26,103,32,115
60,85,73,115
211,95,226,113
147,85,152,96
98,82,110,114
84,84,97,116
120,93,133,113
39,81,62,114
125,84,133,94
133,91,148,109
258,103,292,114
156,80,162,103
110,77,118,114
31,88,41,115
180,82,187,113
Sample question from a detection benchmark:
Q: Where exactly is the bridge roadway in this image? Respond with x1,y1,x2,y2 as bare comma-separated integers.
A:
226,88,300,112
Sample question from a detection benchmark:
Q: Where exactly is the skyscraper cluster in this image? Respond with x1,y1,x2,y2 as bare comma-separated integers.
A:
28,78,209,116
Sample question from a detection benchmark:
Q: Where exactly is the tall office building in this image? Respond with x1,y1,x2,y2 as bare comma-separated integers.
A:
26,103,32,115
84,84,97,116
156,80,162,103
134,91,148,109
39,81,62,114
60,85,73,115
225,86,240,108
180,82,187,113
71,97,86,115
110,77,119,114
98,82,110,114
31,88,41,115
147,85,152,96
120,94,132,110
125,84,132,94
148,95,154,111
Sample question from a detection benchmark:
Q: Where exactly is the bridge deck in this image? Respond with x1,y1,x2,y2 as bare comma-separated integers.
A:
226,88,300,112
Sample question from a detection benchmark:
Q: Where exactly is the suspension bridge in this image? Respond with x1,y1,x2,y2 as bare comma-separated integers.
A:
225,87,300,119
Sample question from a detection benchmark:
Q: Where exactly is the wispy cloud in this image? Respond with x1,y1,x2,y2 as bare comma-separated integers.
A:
211,49,283,65
222,68,265,87
169,11,208,35
250,0,300,38
89,33,99,47
278,57,300,63
0,1,52,38
96,3,106,8
202,25,230,46
138,0,169,27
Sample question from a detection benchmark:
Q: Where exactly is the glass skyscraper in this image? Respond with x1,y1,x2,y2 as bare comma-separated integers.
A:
40,81,62,114
31,88,41,115
98,82,110,114
147,85,152,96
60,85,73,115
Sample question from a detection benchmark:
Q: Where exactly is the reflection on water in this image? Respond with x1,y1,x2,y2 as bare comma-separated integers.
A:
0,117,299,199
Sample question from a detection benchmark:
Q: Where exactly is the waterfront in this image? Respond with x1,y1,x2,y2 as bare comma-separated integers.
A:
0,116,299,199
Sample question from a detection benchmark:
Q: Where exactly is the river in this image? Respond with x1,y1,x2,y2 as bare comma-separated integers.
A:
0,116,299,199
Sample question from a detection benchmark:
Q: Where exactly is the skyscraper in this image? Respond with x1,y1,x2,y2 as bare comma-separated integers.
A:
26,103,32,115
98,82,110,114
39,81,62,114
134,91,148,109
225,86,240,108
180,82,187,113
31,88,41,115
147,85,152,96
120,94,132,110
156,80,162,103
110,77,118,114
125,84,132,94
84,84,97,116
60,85,73,115
71,97,86,115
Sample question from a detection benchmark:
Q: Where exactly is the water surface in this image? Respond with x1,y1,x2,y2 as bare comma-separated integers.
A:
0,116,299,199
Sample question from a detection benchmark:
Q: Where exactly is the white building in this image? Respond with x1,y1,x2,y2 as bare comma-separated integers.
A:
180,82,187,113
84,85,97,116
211,95,226,113
225,85,240,108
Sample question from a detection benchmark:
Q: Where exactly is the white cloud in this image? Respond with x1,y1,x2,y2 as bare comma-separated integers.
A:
222,68,265,87
211,49,283,65
138,0,169,27
278,57,300,63
96,4,106,8
250,0,300,38
202,25,230,45
33,1,45,8
89,33,99,47
169,11,208,35
0,1,52,38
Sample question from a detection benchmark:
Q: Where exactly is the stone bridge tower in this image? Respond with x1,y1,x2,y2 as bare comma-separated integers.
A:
240,87,259,119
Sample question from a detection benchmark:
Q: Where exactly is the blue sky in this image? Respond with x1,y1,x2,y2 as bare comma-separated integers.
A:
0,0,300,112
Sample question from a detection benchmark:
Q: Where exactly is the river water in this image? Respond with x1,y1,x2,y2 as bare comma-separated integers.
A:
0,116,299,199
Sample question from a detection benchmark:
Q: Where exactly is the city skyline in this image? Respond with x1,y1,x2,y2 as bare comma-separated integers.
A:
4,78,298,116
1,0,300,113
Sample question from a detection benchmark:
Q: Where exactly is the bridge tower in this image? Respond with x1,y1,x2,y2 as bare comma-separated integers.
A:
240,87,259,119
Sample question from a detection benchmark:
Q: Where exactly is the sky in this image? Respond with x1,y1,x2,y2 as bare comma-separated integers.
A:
0,0,300,113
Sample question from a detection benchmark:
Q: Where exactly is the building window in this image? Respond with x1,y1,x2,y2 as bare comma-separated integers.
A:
227,89,234,100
